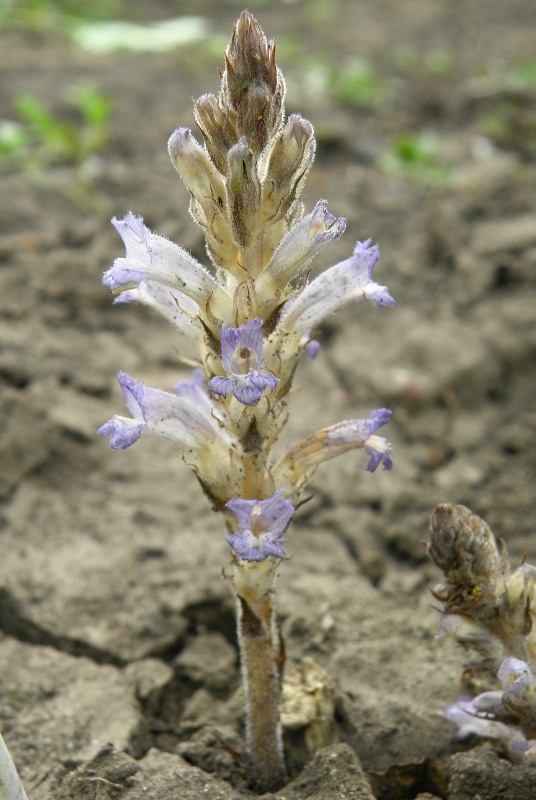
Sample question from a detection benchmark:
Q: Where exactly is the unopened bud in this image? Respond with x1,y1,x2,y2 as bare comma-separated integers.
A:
194,93,237,174
227,137,262,248
168,127,226,217
262,114,315,223
428,503,502,585
224,11,277,108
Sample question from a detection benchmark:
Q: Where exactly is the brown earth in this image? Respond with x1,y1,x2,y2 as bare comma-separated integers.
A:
1,1,536,798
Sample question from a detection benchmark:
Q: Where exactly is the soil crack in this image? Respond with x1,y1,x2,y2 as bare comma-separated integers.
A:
0,587,126,667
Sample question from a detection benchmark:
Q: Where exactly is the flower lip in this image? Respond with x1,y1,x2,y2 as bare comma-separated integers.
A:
209,318,280,406
225,490,295,562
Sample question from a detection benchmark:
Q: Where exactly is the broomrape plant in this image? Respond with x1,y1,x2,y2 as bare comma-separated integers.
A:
99,12,394,792
428,504,536,757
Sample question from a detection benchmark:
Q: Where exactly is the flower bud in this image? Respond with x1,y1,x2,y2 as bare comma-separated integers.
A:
222,11,284,148
193,93,237,175
168,127,227,219
262,114,315,224
227,137,262,247
428,503,502,586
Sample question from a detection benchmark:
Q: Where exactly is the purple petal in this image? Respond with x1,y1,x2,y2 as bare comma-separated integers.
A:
365,446,393,472
226,531,286,562
226,497,256,532
117,370,145,419
98,418,145,450
208,375,235,399
368,407,392,434
254,490,295,535
220,318,265,374
305,339,321,359
225,491,295,562
210,369,281,409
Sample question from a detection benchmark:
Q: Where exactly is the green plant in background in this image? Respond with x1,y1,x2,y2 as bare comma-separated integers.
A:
0,86,111,172
330,59,388,108
392,45,454,78
473,59,536,161
280,45,389,111
0,0,121,34
381,130,451,182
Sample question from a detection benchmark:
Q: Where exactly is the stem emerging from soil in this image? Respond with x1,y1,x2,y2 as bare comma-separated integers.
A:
233,562,288,792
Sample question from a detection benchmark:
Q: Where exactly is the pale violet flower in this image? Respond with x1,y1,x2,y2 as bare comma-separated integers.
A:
226,491,295,562
277,239,395,339
274,408,392,494
256,199,347,295
98,370,231,453
324,408,394,472
103,212,232,317
209,318,279,406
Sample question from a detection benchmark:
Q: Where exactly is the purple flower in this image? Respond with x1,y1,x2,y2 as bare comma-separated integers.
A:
209,318,279,406
98,371,231,452
256,199,347,295
103,212,231,316
274,408,393,495
226,490,295,562
323,408,393,472
278,239,395,339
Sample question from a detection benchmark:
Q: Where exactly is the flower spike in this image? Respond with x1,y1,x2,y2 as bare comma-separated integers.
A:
99,13,395,793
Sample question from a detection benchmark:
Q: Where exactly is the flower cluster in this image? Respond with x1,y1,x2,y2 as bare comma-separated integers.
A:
428,504,536,754
99,11,394,564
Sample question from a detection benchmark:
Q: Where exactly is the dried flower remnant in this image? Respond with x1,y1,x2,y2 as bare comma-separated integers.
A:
428,503,536,755
100,11,394,793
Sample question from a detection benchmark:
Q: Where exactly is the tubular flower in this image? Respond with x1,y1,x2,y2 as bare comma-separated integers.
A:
274,408,393,494
98,371,232,454
256,199,346,302
277,239,395,340
209,318,280,406
103,212,232,320
226,491,295,562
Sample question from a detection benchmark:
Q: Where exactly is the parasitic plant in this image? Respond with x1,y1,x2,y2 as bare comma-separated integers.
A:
99,12,394,792
428,504,536,756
